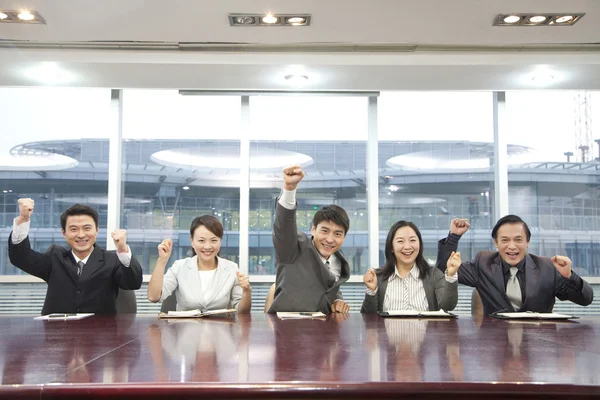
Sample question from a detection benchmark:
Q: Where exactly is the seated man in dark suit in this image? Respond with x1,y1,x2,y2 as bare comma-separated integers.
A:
436,215,593,315
268,165,351,314
8,198,143,315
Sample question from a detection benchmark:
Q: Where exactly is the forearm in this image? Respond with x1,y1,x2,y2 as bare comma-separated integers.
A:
147,258,168,302
237,290,252,314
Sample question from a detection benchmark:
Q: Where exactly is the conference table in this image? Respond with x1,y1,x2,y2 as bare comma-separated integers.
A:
0,313,599,399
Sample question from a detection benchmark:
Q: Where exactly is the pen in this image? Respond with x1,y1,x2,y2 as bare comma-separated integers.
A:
48,314,77,318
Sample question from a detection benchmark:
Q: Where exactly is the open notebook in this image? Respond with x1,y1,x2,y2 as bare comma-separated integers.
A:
491,311,577,320
377,309,457,318
34,313,95,321
276,311,327,320
158,308,236,319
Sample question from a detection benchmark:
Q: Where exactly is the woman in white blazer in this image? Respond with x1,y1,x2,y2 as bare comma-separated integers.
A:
147,215,252,313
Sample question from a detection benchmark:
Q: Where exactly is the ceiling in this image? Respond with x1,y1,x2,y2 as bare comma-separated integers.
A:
0,0,600,90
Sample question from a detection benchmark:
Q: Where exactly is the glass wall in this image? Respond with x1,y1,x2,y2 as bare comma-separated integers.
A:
248,95,369,274
2,88,600,277
506,91,600,276
378,92,495,265
0,88,112,274
121,90,241,274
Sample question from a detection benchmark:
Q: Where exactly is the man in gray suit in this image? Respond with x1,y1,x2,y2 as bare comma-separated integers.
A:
436,215,593,316
268,165,351,314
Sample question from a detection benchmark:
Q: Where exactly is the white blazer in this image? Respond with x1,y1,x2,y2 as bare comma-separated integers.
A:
160,255,242,311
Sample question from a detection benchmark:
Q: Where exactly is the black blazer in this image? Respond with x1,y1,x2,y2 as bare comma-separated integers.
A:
8,234,143,315
436,234,594,315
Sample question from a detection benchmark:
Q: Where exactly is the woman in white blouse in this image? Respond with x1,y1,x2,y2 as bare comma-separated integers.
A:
361,220,460,313
147,215,251,313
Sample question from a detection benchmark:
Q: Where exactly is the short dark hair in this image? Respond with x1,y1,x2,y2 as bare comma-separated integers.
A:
491,215,531,242
380,220,429,281
312,205,350,235
60,204,99,231
190,215,224,239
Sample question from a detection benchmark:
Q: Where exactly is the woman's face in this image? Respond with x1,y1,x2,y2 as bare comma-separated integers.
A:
392,226,420,267
191,225,222,263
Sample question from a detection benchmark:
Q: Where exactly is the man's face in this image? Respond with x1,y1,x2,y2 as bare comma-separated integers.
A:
493,223,530,266
62,215,98,259
311,220,346,259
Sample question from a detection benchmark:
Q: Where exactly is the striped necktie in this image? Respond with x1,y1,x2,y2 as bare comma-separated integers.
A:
77,261,85,277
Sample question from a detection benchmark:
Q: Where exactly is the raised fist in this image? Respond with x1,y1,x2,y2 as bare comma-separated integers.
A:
157,238,173,260
450,218,470,236
111,230,128,253
363,268,377,291
17,198,35,224
282,165,305,191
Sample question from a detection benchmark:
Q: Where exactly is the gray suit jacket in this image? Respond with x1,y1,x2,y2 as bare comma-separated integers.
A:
268,202,350,314
436,234,594,315
360,267,458,313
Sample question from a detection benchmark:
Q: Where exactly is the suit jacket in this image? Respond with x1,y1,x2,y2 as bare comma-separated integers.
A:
268,202,350,314
159,256,242,311
361,267,458,313
436,234,594,315
8,234,143,315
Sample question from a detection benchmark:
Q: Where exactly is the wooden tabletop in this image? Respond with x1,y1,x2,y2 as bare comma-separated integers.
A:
0,313,598,399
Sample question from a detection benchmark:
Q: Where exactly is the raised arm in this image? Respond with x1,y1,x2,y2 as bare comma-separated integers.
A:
147,239,174,302
433,252,461,311
233,271,252,313
8,198,52,281
552,256,594,306
272,165,305,264
436,218,479,288
111,229,143,290
360,268,379,313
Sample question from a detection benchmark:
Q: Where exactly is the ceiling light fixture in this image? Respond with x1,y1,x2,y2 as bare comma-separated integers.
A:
0,9,45,23
17,10,35,20
284,74,309,85
528,15,547,23
229,13,311,27
503,15,521,24
261,14,279,24
182,186,190,190
494,13,584,26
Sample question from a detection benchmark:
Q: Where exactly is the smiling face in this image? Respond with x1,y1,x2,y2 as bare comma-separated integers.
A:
62,215,98,260
494,223,530,266
392,226,421,268
311,220,346,259
191,225,222,266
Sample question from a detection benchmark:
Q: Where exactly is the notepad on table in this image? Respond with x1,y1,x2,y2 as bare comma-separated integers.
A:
492,311,577,320
276,311,327,320
158,308,236,318
34,313,95,321
377,309,457,318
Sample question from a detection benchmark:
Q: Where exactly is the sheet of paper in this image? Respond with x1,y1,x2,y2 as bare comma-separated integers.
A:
386,309,452,317
163,308,236,318
495,312,574,319
34,313,95,321
276,312,327,319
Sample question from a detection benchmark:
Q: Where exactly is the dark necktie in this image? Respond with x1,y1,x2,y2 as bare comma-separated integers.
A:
77,261,85,277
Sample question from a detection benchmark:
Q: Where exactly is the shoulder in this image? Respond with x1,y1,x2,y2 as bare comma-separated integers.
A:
217,256,239,272
428,267,445,279
528,254,552,267
475,250,497,263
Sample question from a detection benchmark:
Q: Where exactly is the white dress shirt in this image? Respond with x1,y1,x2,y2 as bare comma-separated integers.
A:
11,217,132,266
383,265,430,312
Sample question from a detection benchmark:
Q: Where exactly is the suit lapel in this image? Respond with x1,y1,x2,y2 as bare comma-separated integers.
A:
204,257,229,306
185,256,206,308
422,272,436,310
378,275,389,311
491,254,513,311
61,251,79,285
77,245,104,281
523,254,539,308
308,237,333,288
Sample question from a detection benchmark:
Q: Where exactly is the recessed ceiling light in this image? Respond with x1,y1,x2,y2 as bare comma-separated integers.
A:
503,15,521,23
261,14,279,24
529,15,547,23
17,10,35,21
555,15,574,23
286,16,306,25
182,186,190,190
0,12,8,20
234,16,255,24
284,74,309,85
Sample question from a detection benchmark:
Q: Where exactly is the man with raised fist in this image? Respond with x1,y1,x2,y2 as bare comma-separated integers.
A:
436,215,593,315
268,165,351,314
8,199,143,314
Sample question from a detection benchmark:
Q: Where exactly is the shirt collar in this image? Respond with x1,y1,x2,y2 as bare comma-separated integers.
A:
72,251,91,265
389,264,418,282
501,257,526,274
319,252,337,265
